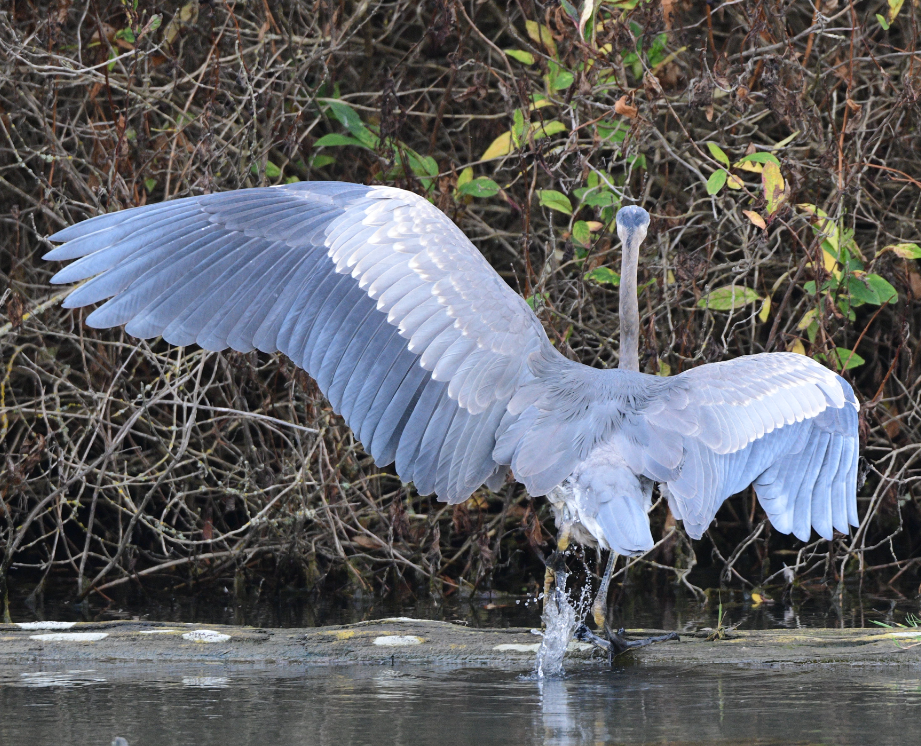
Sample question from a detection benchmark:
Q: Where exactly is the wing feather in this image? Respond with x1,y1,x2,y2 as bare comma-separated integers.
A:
47,183,552,506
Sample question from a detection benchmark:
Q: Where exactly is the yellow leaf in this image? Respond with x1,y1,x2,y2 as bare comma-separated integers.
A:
457,167,473,189
736,160,763,173
525,21,558,57
481,131,513,160
762,161,786,215
821,248,840,275
480,121,567,161
787,338,806,355
751,592,764,606
758,297,771,323
585,221,604,232
772,130,800,149
656,359,671,377
796,308,818,331
727,174,744,190
529,120,567,139
743,210,766,230
529,97,554,111
666,269,676,285
881,242,921,260
888,0,904,23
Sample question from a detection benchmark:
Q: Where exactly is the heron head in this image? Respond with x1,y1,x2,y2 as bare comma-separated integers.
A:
615,206,650,250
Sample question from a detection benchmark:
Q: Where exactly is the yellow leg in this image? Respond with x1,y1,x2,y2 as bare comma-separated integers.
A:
592,552,618,629
543,526,572,617
557,528,571,552
543,565,554,606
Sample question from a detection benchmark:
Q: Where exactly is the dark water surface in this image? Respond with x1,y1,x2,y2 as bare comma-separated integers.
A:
9,573,920,633
2,663,920,746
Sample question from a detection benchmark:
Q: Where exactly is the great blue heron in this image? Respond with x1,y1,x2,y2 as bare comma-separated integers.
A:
45,182,859,639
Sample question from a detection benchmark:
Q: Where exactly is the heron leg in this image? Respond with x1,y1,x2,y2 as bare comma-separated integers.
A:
542,526,572,619
543,527,571,603
591,551,618,629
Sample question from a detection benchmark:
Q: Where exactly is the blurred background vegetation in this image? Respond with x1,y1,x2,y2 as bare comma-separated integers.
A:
1,0,919,624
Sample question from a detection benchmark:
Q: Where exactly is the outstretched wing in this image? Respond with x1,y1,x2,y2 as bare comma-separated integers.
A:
46,182,552,503
499,352,860,542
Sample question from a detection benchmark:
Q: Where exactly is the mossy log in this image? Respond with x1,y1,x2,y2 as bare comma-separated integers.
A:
2,620,920,669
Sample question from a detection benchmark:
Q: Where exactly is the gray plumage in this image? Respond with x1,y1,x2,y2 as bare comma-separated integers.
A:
45,182,860,555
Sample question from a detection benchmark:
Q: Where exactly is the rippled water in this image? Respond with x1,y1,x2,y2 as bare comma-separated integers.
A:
2,663,920,746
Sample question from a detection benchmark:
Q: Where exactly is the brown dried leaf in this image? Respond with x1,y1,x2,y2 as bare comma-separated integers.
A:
908,269,921,300
352,535,381,550
615,95,638,119
6,292,23,329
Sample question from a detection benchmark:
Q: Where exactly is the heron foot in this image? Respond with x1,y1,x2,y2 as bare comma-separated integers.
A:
575,623,679,662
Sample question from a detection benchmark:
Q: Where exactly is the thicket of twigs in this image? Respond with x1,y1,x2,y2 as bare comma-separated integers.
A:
2,0,920,622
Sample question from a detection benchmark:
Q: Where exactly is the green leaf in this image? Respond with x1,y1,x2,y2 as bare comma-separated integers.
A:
583,190,618,208
561,0,579,23
250,160,281,179
538,189,573,215
585,266,620,285
735,152,782,167
627,154,647,170
877,13,890,29
284,175,300,184
819,347,866,370
697,285,761,311
458,177,500,198
548,67,574,91
572,221,592,248
707,142,731,168
513,109,526,141
707,169,728,195
847,275,879,305
324,100,378,148
597,122,627,143
407,153,439,178
143,178,156,192
309,154,336,169
505,49,536,65
313,133,367,148
525,291,549,310
866,273,898,303
325,99,363,130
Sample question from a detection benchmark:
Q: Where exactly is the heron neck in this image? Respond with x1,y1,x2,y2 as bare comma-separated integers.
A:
619,239,640,372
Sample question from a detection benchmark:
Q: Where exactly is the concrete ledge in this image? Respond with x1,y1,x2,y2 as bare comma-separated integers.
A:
2,619,920,668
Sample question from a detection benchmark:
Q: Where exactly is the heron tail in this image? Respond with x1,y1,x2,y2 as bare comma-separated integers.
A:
596,495,654,556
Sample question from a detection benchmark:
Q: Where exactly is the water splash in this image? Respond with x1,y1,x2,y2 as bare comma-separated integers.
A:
535,562,581,678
